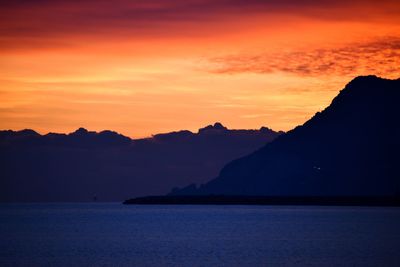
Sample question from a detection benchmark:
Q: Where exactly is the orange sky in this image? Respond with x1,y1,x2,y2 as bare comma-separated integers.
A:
1,0,399,137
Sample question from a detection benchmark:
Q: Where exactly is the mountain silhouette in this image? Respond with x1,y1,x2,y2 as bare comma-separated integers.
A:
171,76,400,196
0,123,281,202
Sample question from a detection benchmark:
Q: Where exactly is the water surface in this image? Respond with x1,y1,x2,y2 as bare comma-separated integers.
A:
1,203,400,266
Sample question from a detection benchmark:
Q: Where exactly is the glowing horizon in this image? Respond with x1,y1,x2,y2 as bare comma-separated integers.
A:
1,0,399,138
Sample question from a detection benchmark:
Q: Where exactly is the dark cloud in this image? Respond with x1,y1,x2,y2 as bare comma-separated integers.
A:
208,37,400,77
1,0,399,49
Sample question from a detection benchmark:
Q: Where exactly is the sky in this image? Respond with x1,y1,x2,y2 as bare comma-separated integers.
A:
1,0,399,137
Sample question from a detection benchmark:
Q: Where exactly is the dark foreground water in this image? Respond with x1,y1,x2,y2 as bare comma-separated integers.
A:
1,204,400,267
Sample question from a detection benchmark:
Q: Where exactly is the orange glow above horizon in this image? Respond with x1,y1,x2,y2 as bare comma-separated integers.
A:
1,0,400,137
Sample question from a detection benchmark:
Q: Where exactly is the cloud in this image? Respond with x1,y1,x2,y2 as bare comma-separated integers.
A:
1,0,399,49
240,113,271,119
208,37,400,77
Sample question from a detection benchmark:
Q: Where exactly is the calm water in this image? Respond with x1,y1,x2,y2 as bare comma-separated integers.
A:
1,204,400,267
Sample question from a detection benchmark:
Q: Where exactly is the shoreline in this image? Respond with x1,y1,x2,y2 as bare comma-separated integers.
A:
123,195,400,206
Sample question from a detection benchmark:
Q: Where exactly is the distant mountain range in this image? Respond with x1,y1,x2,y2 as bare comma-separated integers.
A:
0,123,282,202
172,76,400,197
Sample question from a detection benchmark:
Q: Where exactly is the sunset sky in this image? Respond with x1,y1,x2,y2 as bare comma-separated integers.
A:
1,0,399,137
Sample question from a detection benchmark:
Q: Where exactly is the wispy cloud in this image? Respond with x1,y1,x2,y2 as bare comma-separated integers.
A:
240,113,271,119
208,37,400,77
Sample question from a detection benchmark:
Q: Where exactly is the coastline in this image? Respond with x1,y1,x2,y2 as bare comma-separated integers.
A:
123,195,400,206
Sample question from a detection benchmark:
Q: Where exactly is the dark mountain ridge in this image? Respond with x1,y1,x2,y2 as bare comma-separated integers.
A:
0,123,282,202
172,75,400,197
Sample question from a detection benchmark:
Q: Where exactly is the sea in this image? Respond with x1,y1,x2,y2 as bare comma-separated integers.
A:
1,203,400,267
